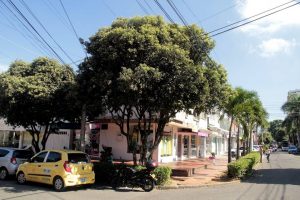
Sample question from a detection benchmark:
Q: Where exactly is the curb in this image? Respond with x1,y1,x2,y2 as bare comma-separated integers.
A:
156,179,241,190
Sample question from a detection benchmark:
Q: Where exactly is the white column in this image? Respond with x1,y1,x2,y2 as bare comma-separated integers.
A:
18,132,24,149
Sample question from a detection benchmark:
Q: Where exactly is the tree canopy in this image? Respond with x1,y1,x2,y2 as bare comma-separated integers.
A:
0,57,77,152
268,119,286,142
79,16,230,162
282,95,300,146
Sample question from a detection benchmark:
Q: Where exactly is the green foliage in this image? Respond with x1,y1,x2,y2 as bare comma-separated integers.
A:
282,96,300,146
268,120,286,142
80,16,230,162
133,165,146,171
0,57,77,152
227,152,260,178
153,166,172,185
258,131,274,144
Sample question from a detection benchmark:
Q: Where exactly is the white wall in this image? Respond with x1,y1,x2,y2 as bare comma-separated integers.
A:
46,129,71,150
100,123,143,161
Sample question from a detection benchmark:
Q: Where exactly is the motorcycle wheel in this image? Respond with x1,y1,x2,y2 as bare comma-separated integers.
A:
141,177,155,192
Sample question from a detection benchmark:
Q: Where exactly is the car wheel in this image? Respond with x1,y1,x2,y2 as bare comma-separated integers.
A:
0,168,8,180
53,176,65,192
17,172,26,184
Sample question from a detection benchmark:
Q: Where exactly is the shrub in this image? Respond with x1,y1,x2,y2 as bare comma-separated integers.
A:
227,152,260,178
133,165,146,171
153,166,172,185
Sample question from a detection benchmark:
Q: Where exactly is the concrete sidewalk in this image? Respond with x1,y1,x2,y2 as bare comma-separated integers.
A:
159,155,238,189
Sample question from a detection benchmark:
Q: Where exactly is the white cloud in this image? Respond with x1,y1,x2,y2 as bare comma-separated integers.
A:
0,63,8,72
236,0,300,34
258,38,296,57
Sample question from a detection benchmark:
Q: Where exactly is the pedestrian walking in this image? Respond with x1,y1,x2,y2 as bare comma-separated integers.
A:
266,148,271,163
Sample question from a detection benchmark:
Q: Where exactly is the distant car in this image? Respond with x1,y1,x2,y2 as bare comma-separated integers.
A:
0,147,33,180
288,146,298,154
252,145,260,152
16,150,95,191
282,146,289,151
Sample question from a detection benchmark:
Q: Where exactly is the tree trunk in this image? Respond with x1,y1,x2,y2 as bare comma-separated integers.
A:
236,125,240,160
30,131,40,153
80,104,87,152
242,140,245,156
249,126,253,153
140,135,148,165
228,117,234,163
41,124,50,150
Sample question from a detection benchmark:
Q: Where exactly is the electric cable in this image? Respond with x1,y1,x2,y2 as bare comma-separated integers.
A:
7,0,66,64
209,0,298,36
59,0,87,57
19,0,76,65
0,0,55,58
136,0,150,15
153,0,175,23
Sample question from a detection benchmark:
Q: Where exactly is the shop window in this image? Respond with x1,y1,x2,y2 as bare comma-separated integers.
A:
128,126,140,153
191,135,197,156
160,135,172,157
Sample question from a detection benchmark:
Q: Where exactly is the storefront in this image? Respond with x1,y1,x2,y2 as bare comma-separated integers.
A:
0,119,26,148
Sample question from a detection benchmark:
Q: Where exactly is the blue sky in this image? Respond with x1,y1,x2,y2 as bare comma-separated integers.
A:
1,0,300,121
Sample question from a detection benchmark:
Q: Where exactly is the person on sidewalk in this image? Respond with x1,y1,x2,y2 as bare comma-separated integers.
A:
266,148,271,163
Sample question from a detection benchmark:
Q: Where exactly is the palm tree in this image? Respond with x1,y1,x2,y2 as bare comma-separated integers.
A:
234,90,267,154
282,96,300,147
223,87,257,162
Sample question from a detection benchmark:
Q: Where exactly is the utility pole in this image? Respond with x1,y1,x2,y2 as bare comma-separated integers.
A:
80,104,87,152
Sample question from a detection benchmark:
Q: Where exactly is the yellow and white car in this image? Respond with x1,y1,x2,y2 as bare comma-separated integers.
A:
16,150,95,191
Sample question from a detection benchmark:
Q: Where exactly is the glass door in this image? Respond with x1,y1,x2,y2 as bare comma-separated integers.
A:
183,135,189,157
191,135,197,157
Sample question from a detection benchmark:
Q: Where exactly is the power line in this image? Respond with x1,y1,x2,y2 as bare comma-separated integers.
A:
209,0,299,37
136,0,150,15
59,0,87,57
153,0,175,23
7,0,66,64
101,0,117,17
182,0,199,22
0,7,48,56
42,0,73,32
198,2,240,24
0,0,55,58
19,0,76,65
166,0,213,63
143,0,155,14
0,33,39,56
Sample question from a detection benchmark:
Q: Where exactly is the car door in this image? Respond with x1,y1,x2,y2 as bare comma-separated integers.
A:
26,151,48,183
42,151,62,185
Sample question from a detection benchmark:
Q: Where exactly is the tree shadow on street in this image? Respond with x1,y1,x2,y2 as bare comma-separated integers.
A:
242,168,300,185
1,179,143,194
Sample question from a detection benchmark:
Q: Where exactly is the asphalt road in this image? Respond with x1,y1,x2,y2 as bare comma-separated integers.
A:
1,151,300,200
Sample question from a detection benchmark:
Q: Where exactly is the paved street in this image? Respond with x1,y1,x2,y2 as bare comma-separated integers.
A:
1,151,300,200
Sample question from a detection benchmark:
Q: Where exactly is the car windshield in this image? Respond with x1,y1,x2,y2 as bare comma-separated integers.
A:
13,150,33,159
68,153,90,163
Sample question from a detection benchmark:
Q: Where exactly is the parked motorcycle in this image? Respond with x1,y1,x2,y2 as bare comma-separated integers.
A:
111,161,157,192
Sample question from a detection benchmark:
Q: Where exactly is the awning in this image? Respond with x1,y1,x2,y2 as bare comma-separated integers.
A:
197,131,208,137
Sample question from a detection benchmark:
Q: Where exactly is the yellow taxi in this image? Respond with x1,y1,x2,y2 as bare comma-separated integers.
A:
16,150,95,191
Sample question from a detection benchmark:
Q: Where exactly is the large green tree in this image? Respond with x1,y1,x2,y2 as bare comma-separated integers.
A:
282,95,300,147
80,16,230,163
268,119,286,142
0,57,77,152
235,91,267,154
222,87,267,162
